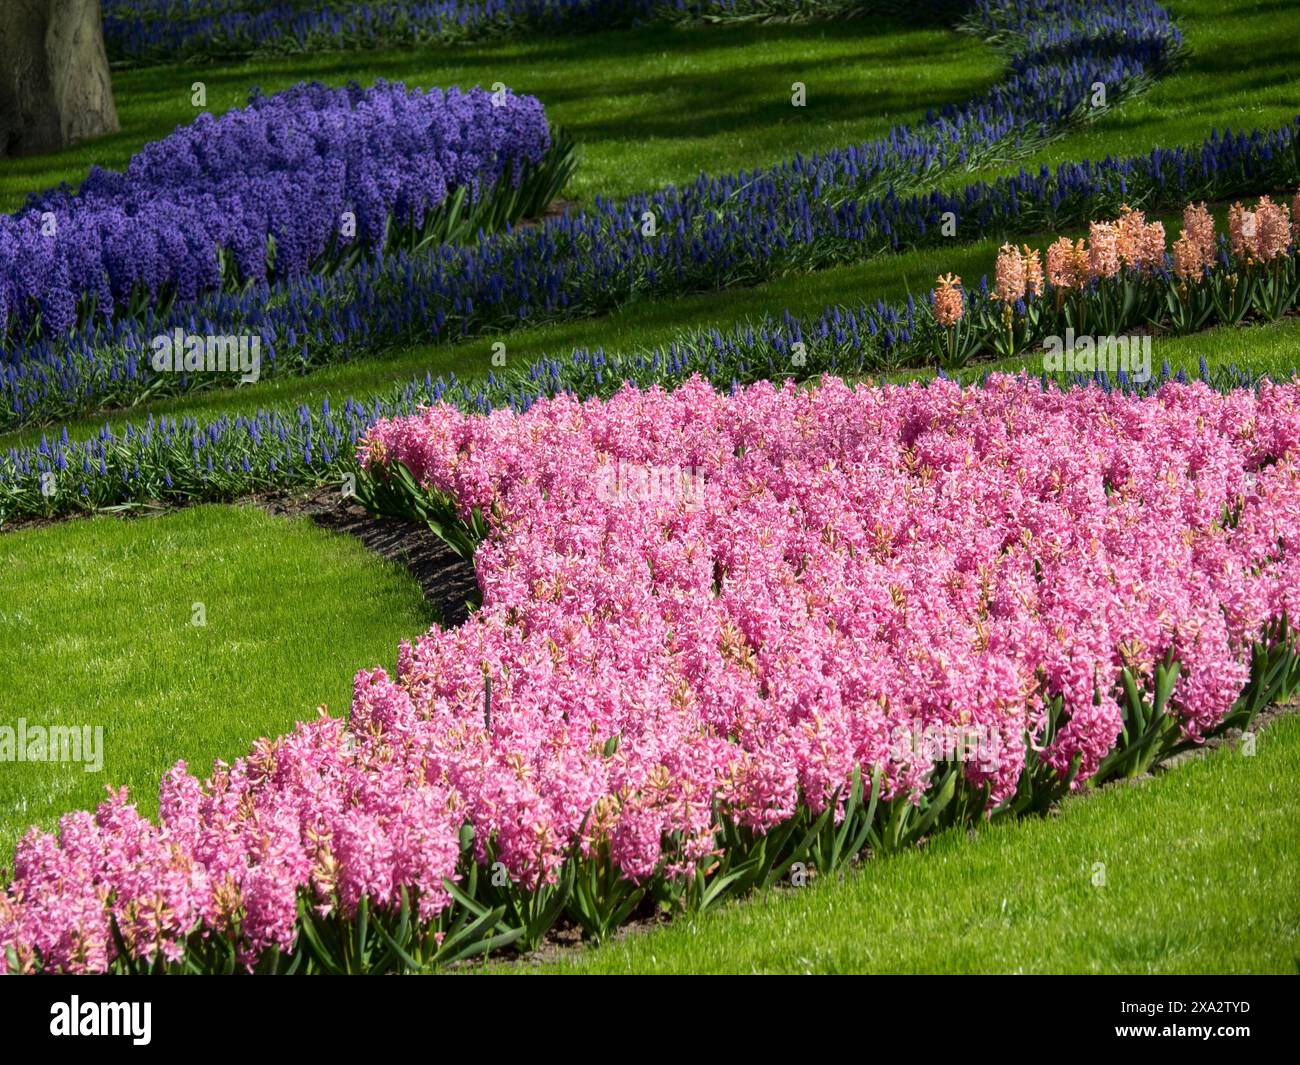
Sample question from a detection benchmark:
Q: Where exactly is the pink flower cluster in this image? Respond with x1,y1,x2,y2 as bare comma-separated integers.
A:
7,374,1300,972
1,716,463,973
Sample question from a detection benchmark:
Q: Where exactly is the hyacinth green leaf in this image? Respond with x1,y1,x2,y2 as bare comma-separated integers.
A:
772,803,833,886
700,863,754,911
909,764,959,843
436,905,519,965
1154,661,1181,721
532,863,575,943
353,895,371,971
371,917,423,973
443,875,494,920
1120,667,1146,741
609,886,646,934
757,817,804,889
828,768,866,869
860,766,884,846
371,888,414,973
296,905,344,976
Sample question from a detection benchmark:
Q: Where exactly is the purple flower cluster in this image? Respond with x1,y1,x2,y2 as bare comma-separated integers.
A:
0,81,551,343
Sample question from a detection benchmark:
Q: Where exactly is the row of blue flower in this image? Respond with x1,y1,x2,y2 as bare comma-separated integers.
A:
1,0,1186,431
0,80,552,345
6,102,1295,436
99,0,937,65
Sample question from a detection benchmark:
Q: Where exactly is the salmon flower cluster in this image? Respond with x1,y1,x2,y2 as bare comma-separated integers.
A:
1229,196,1294,265
930,193,1300,367
933,273,965,326
1172,202,1217,281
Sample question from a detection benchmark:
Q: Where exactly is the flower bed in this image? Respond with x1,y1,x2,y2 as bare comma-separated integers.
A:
4,373,1299,973
0,80,558,344
930,193,1300,366
0,0,1187,431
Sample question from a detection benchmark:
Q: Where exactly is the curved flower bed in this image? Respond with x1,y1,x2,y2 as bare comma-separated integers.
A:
4,373,1299,973
0,0,1186,430
0,80,555,344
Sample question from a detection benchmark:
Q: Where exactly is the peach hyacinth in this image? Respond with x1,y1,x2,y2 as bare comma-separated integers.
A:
1023,245,1044,298
933,273,964,327
1046,236,1087,290
993,244,1028,302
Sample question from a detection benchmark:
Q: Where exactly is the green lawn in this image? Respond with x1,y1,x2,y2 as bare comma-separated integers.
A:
0,504,432,861
526,713,1300,974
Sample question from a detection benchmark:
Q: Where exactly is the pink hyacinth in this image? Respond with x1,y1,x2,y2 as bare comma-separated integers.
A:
8,372,1300,973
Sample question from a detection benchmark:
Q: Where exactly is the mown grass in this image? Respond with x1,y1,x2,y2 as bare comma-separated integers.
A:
0,504,432,861
1005,0,1300,178
523,713,1300,974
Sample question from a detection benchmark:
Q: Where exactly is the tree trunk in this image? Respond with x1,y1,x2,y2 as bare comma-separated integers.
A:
0,0,119,158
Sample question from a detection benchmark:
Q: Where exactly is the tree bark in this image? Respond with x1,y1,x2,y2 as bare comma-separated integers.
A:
0,0,119,158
